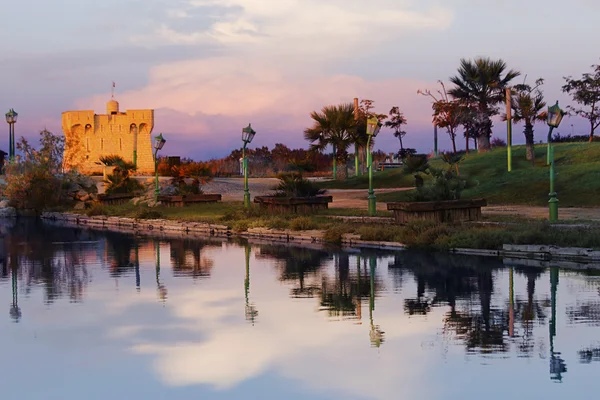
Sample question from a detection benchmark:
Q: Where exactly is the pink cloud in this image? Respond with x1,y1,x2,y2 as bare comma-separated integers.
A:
75,57,439,158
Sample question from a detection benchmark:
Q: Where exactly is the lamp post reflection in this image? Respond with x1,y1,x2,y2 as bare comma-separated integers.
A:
355,255,362,324
369,257,384,347
549,267,567,381
244,245,258,325
509,267,514,338
156,241,167,302
9,263,21,322
135,242,140,292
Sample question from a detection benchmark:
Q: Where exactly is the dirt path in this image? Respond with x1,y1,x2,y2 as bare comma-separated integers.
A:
112,177,600,221
483,205,600,221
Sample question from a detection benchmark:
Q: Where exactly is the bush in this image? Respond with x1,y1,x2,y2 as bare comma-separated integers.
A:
86,203,108,216
552,133,600,143
232,220,250,232
491,137,507,148
397,148,417,160
358,225,402,242
290,217,317,231
100,155,144,195
135,209,164,220
323,225,346,246
274,172,326,197
1,131,69,211
404,153,477,202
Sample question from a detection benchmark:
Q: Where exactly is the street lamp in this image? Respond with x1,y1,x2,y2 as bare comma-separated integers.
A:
366,116,382,216
546,101,565,222
153,133,166,203
242,123,256,208
5,108,18,161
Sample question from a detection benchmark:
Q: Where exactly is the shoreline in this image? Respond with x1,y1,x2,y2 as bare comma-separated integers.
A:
31,212,600,271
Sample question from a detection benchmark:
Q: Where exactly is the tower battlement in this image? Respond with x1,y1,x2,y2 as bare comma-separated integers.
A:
62,100,155,174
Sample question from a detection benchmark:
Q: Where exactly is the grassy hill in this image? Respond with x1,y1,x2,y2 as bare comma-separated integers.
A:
319,143,600,207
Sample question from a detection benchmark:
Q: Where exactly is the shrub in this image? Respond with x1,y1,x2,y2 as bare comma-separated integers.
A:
1,131,70,211
232,220,250,232
274,172,326,197
168,162,213,196
323,225,346,246
397,148,417,160
358,225,402,242
86,203,108,216
405,153,477,202
135,209,164,220
290,217,317,231
491,137,507,147
100,155,143,195
552,133,600,143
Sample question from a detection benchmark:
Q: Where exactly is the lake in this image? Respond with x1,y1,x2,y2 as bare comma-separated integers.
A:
1,218,599,399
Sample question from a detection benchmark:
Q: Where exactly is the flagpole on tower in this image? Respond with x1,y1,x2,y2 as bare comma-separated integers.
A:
111,81,115,99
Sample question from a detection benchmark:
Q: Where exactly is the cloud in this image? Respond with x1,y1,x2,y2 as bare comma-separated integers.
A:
138,0,454,60
75,54,439,158
117,250,436,398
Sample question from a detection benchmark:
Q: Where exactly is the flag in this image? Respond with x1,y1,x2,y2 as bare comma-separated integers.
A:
112,81,115,88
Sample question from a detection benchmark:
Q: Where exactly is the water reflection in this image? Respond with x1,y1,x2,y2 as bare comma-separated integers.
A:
549,267,567,381
244,244,258,324
1,219,600,399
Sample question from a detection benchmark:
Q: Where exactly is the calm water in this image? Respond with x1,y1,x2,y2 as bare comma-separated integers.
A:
1,219,599,399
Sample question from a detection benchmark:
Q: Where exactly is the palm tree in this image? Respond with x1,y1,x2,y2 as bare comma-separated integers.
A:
449,57,520,152
304,103,357,180
509,78,547,166
99,155,142,195
384,106,408,151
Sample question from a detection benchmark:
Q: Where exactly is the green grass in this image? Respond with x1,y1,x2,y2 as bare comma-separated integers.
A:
372,143,600,207
317,168,415,189
77,201,600,250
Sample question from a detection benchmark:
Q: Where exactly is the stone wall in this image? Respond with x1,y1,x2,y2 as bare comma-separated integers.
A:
62,102,155,175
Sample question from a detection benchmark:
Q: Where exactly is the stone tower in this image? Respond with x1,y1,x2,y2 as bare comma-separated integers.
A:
62,99,155,174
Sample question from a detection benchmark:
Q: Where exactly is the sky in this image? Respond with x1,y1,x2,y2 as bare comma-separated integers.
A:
1,0,599,160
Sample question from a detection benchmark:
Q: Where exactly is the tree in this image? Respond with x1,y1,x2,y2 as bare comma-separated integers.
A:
449,57,520,152
354,99,388,175
418,82,467,153
3,130,66,210
99,155,143,195
304,103,357,180
508,78,547,165
562,63,600,142
384,106,408,151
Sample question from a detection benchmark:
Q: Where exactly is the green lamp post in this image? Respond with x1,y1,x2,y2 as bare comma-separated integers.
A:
546,102,565,222
366,116,382,217
153,133,166,203
242,124,256,208
5,108,18,161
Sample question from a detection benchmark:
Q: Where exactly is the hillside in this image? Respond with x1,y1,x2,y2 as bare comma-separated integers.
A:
320,143,600,207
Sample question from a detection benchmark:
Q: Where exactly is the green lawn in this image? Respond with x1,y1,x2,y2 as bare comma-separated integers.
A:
328,143,600,207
